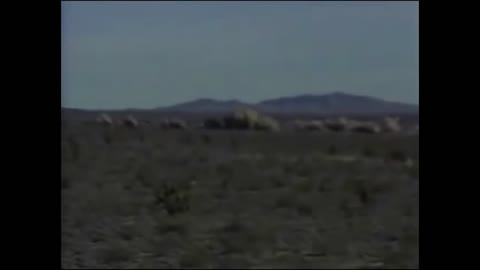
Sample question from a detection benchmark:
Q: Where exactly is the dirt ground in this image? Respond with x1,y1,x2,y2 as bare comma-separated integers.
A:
61,124,418,269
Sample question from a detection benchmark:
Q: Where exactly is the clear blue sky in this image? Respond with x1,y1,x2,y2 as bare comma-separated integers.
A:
62,1,418,109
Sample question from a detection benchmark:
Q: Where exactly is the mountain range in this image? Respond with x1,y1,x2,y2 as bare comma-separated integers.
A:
156,92,418,115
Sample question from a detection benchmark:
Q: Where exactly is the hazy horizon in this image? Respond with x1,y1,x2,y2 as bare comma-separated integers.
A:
62,91,418,111
62,1,419,110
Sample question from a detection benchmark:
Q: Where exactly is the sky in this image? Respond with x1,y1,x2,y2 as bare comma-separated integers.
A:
62,1,419,110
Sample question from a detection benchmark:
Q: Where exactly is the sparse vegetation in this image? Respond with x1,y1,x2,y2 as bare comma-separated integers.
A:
178,244,212,268
294,177,314,193
295,200,313,216
216,163,233,176
62,120,418,269
201,134,211,144
155,217,188,235
362,147,376,158
96,241,133,265
327,144,338,155
153,182,192,216
66,136,80,161
204,118,223,130
270,174,286,188
275,191,296,209
389,149,409,162
102,129,114,144
61,175,70,190
254,115,280,131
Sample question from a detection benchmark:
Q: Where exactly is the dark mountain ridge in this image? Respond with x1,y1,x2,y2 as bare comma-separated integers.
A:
62,92,418,122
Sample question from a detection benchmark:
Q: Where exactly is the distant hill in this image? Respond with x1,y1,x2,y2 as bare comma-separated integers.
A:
62,92,418,121
257,92,418,115
155,92,418,115
157,98,251,113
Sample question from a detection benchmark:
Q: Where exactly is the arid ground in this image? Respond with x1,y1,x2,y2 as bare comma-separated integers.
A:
61,123,418,269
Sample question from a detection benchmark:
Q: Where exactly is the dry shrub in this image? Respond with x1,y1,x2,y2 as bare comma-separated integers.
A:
254,116,280,131
224,108,259,129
